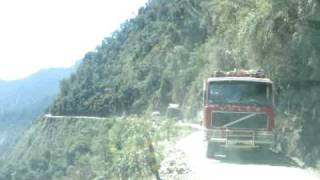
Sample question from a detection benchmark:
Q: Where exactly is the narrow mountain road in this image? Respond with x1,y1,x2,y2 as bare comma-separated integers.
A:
42,116,319,179
44,114,107,120
162,129,319,180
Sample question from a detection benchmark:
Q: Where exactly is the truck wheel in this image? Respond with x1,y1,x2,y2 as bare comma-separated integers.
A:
206,142,219,158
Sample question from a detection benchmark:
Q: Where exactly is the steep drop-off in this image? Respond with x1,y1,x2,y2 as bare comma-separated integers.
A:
1,115,184,180
48,0,320,167
3,0,320,178
0,67,73,158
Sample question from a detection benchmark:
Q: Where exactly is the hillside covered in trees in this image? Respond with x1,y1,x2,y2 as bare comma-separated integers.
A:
0,67,73,158
0,116,187,179
49,0,320,166
2,0,320,178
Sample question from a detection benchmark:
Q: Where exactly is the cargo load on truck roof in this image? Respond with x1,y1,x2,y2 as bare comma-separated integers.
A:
213,69,266,78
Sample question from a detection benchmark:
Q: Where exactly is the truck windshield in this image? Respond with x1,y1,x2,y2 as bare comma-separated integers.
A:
208,81,272,106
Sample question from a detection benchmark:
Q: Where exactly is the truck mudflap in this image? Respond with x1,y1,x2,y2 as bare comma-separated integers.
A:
204,128,274,148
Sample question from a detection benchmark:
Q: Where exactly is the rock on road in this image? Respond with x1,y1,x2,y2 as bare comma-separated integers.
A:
164,130,319,180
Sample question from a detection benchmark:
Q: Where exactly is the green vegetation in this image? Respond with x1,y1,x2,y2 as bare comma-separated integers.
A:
48,0,320,167
0,67,73,158
0,116,186,180
3,0,320,178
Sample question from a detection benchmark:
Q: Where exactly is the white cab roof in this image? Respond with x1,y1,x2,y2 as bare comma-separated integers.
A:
208,77,273,84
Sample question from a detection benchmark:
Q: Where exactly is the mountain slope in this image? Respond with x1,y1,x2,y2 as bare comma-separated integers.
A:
0,67,73,157
47,0,320,167
3,0,320,177
0,68,73,121
49,0,208,116
1,115,185,180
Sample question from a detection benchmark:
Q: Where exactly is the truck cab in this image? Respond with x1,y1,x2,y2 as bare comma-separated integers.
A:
203,70,275,158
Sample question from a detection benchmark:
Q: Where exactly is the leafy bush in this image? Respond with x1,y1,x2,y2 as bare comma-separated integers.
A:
1,116,186,179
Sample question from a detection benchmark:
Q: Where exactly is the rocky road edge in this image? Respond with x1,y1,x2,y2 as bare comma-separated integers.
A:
159,145,195,180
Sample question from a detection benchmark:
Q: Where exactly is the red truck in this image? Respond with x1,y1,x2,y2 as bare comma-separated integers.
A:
203,70,275,158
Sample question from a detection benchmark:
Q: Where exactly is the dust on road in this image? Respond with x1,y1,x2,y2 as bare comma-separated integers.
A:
161,131,319,180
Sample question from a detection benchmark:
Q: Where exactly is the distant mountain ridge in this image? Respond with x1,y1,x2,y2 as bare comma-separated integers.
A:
0,68,73,122
48,0,320,168
1,0,320,178
0,67,74,158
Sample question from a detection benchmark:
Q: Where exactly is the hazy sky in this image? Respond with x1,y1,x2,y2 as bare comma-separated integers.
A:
0,0,148,80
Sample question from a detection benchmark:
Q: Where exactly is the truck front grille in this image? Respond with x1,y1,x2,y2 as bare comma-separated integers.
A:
212,112,268,129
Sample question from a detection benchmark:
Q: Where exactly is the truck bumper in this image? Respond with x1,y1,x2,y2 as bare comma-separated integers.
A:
205,129,274,148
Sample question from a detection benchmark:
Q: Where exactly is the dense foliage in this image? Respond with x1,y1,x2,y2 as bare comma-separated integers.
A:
2,0,320,178
0,68,73,158
48,0,320,167
0,116,184,180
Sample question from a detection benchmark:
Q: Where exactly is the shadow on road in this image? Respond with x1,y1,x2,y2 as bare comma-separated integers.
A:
214,149,298,167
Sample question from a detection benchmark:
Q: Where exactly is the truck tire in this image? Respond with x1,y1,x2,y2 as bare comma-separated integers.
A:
206,142,220,158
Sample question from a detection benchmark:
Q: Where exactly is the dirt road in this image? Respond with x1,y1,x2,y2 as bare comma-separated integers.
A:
161,131,319,180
